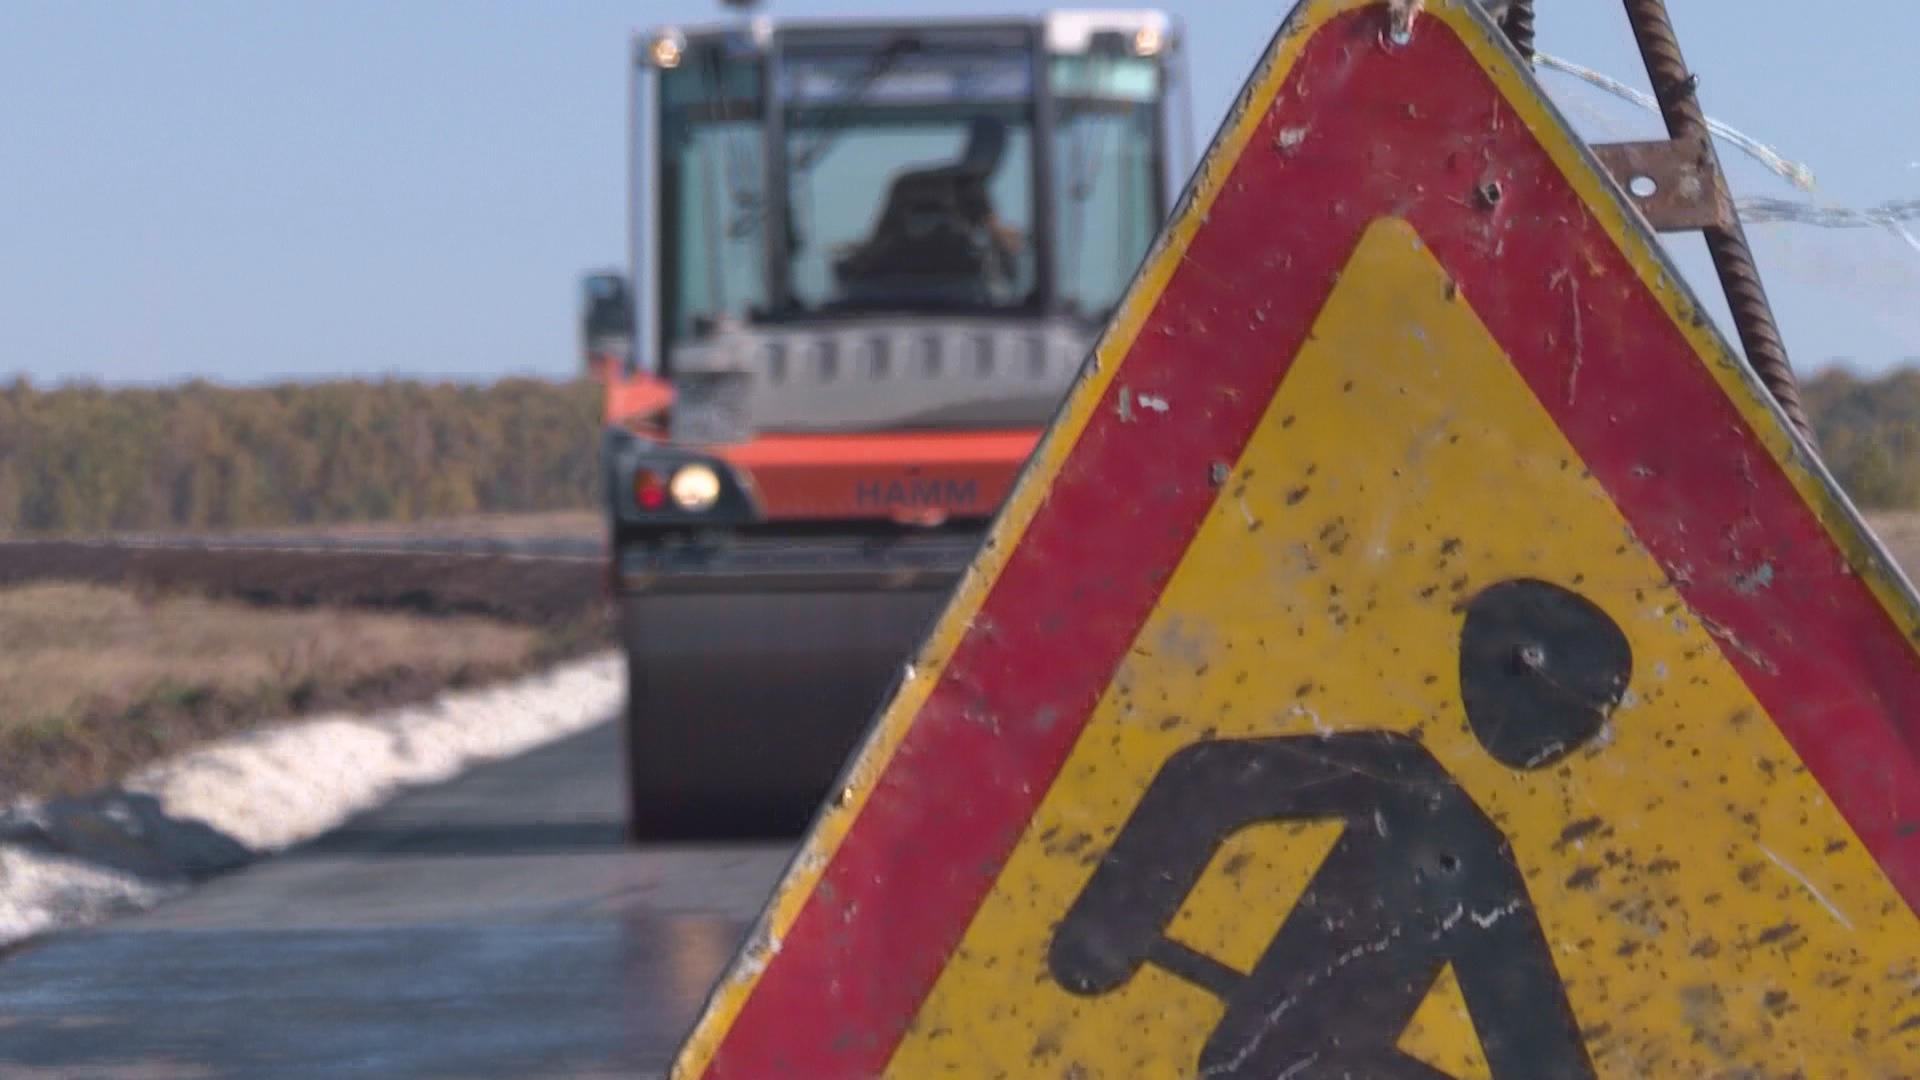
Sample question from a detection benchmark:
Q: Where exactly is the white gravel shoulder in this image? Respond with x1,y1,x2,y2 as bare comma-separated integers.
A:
0,649,625,949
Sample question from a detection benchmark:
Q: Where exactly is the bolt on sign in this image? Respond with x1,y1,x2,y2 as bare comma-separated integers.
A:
670,0,1920,1076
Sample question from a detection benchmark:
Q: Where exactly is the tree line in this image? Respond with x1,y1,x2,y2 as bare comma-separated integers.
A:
0,364,1918,535
0,376,602,534
1799,365,1920,510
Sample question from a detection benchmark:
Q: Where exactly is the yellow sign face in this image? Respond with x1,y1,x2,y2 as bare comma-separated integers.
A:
669,2,1920,1076
888,217,1920,1077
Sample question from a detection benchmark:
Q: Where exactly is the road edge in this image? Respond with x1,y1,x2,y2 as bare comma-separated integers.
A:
0,649,625,950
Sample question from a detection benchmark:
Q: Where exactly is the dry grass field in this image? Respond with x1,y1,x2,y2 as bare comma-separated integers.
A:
0,582,535,727
207,509,603,542
0,581,578,803
1863,511,1920,574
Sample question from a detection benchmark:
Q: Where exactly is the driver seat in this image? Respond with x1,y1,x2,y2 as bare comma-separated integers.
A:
829,117,1010,305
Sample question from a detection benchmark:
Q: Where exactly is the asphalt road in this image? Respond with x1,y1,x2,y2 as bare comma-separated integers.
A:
0,720,796,1079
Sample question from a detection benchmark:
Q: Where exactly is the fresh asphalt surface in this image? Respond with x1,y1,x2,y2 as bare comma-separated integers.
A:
0,719,797,1078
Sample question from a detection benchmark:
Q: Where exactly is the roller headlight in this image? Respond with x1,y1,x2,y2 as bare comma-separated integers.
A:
669,463,722,511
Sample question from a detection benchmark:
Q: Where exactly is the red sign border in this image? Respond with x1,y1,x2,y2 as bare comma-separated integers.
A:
690,4,1920,1075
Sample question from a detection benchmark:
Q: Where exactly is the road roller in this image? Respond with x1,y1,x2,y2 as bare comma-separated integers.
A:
583,4,1195,840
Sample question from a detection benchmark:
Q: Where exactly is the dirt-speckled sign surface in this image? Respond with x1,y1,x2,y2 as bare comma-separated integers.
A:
670,1,1920,1075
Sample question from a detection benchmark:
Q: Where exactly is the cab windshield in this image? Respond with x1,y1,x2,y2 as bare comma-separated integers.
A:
776,36,1040,317
655,39,768,352
1051,51,1164,325
650,25,1170,352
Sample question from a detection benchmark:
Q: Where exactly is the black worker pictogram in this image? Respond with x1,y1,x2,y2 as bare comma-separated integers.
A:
1047,576,1630,1079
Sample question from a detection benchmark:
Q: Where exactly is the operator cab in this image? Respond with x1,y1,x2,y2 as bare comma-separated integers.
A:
596,11,1193,842
594,10,1189,444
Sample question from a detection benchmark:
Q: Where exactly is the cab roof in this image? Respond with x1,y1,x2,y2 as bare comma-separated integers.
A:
638,8,1177,56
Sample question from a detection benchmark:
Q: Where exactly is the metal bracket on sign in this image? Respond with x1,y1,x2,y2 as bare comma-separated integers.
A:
1497,0,1815,445
1590,135,1730,233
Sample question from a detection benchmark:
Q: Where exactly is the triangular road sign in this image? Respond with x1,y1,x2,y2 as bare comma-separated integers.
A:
670,0,1920,1075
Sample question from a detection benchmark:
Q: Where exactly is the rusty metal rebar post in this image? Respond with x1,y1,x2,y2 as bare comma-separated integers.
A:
1500,0,1536,65
1621,0,1816,445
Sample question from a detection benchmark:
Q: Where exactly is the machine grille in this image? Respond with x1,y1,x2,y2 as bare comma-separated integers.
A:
669,372,755,445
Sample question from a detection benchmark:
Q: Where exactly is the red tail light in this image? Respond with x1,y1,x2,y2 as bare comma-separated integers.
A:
634,468,667,510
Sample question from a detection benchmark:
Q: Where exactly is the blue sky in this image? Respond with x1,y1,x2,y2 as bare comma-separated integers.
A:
3,0,1917,387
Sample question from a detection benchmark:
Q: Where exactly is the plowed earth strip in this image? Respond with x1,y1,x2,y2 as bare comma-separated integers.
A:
0,540,604,627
